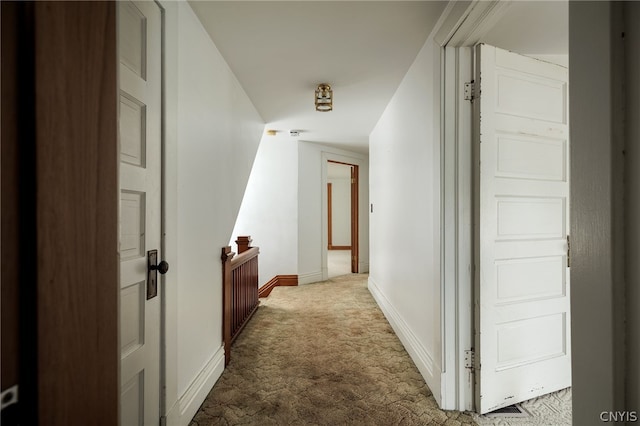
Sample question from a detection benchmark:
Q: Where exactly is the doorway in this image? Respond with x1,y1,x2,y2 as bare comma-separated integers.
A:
327,160,359,278
438,0,570,413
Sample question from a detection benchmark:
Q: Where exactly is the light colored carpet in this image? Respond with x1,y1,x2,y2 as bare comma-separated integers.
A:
189,274,475,425
472,388,572,426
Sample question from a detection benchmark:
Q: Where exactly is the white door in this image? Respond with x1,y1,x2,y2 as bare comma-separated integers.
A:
118,1,162,424
476,44,570,414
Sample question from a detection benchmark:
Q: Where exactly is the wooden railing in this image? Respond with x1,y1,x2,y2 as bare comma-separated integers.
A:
221,236,259,366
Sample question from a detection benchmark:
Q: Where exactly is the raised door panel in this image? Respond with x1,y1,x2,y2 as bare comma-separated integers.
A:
118,1,161,425
477,44,571,414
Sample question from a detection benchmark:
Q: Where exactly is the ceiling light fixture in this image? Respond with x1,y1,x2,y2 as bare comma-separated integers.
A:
315,83,332,112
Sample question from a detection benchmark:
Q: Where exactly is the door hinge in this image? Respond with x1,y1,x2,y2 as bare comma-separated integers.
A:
464,81,476,101
464,350,476,370
567,235,571,268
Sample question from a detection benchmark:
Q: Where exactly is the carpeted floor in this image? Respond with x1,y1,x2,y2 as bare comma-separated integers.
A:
472,388,572,426
189,274,476,425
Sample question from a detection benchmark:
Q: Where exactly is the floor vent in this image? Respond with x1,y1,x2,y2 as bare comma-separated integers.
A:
485,404,531,418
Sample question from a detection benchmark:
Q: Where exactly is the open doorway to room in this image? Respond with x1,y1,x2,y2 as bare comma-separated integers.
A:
327,160,358,278
439,0,570,418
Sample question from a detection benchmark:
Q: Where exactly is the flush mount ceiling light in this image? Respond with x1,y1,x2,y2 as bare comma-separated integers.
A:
315,83,333,112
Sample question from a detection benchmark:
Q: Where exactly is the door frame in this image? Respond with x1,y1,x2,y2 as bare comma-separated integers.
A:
321,154,363,280
440,45,475,412
438,0,573,412
326,159,359,272
436,0,515,411
350,164,359,273
327,182,333,248
155,1,173,421
153,0,180,423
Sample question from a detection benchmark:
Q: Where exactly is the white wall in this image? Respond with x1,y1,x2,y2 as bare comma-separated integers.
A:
163,2,264,424
328,176,351,247
231,135,298,286
368,35,443,403
232,137,368,287
297,142,323,284
298,142,369,284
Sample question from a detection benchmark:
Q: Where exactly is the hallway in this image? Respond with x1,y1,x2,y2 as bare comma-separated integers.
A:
190,274,573,425
4,2,638,425
189,274,475,425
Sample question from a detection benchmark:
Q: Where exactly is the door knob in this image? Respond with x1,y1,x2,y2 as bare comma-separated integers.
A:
147,250,168,300
152,261,169,274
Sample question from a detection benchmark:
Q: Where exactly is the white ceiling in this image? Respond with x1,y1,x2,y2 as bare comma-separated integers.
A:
188,1,568,154
189,1,448,153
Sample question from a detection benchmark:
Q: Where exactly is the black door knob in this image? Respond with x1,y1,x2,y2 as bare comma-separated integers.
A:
152,261,169,274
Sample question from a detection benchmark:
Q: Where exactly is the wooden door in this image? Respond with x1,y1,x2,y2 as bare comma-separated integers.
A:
476,44,571,413
19,2,120,424
350,165,359,273
118,1,162,424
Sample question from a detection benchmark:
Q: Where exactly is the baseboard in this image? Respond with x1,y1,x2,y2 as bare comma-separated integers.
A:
258,275,298,298
298,271,323,285
358,261,370,273
258,276,279,298
173,345,225,426
277,275,298,286
367,276,441,405
163,402,181,426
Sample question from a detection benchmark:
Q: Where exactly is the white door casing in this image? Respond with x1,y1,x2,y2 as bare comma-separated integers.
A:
476,44,571,413
119,1,162,424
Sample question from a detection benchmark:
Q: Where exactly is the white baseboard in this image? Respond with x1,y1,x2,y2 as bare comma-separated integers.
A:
358,261,370,273
169,345,225,426
367,276,441,405
298,270,323,285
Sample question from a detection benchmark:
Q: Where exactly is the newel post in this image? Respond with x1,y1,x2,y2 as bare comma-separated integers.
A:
221,246,235,366
235,235,252,254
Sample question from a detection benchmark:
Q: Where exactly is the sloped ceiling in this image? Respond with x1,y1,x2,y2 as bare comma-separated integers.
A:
189,1,448,153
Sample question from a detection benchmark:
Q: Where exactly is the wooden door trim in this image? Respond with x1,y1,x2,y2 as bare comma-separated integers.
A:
350,165,359,273
328,159,356,167
327,160,359,271
327,182,333,249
